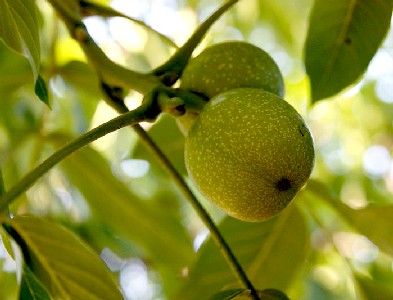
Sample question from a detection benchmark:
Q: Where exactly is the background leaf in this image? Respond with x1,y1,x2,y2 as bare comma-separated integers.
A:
56,61,100,98
34,76,49,107
2,215,123,300
0,40,33,97
177,206,309,300
305,0,393,101
133,115,187,175
0,0,40,79
208,288,290,300
20,264,52,300
209,288,245,300
340,205,393,257
355,274,393,300
0,226,22,300
54,139,194,297
51,137,194,275
306,180,393,257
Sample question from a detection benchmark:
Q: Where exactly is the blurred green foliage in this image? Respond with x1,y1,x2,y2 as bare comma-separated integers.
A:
0,0,393,299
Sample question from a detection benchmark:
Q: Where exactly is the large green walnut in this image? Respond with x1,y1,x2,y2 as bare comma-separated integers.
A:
178,41,285,134
185,88,314,222
180,41,285,99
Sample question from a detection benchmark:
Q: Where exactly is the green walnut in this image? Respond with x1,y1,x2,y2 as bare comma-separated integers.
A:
185,88,314,222
180,41,285,99
177,41,285,134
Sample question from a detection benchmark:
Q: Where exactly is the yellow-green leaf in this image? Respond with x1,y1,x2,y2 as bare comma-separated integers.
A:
0,168,5,196
307,180,393,256
209,289,245,300
178,206,309,300
355,273,393,300
0,0,40,79
20,264,52,300
2,215,123,300
55,141,193,268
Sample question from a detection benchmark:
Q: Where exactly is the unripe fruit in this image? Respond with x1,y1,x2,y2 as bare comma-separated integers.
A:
177,41,285,134
180,41,285,99
185,88,314,222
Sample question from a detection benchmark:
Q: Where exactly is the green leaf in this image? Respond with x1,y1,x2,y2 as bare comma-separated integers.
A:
0,168,5,197
209,289,245,300
46,0,81,19
0,41,33,96
0,0,41,79
34,75,50,107
0,224,23,299
260,289,290,300
20,264,52,300
2,215,123,300
355,274,393,300
342,205,393,257
56,61,100,97
177,206,309,300
305,0,393,102
306,180,393,256
53,139,193,268
52,61,101,132
133,115,187,175
208,288,290,300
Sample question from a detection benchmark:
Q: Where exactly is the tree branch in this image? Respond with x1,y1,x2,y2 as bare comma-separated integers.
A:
0,103,158,211
48,0,163,94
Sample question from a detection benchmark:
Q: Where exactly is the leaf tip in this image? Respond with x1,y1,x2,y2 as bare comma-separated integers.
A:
35,75,50,108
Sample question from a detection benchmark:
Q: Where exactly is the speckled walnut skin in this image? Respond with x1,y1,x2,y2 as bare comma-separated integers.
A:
185,88,315,222
177,41,285,134
180,41,285,99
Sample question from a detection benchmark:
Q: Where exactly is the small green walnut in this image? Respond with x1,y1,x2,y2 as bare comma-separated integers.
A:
178,41,284,134
185,88,314,222
180,41,284,99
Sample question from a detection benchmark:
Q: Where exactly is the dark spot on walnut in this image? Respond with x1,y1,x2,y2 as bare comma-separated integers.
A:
298,124,306,137
344,37,352,45
276,178,292,191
